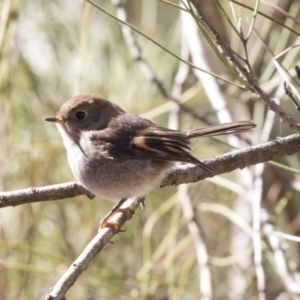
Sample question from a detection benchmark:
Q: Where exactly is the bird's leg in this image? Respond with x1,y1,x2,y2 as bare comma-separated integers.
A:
99,198,134,232
99,196,146,232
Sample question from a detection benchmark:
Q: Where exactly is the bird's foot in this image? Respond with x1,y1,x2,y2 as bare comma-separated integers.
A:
99,199,134,233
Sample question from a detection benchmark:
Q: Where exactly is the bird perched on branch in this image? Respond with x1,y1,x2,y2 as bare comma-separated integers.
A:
46,94,255,230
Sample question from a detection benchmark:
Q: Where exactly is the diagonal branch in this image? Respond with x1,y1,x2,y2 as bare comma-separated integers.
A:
44,198,141,300
188,0,300,133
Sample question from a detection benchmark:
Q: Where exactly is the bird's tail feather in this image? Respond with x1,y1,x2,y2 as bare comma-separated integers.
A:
187,121,256,139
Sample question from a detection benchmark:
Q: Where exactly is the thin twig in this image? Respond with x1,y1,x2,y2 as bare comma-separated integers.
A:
284,82,300,112
109,0,211,124
189,0,300,133
238,20,253,74
229,0,300,37
295,66,300,81
261,0,300,25
85,0,244,88
262,209,300,294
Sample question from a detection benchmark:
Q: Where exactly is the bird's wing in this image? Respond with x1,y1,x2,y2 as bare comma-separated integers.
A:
90,120,255,173
99,126,214,173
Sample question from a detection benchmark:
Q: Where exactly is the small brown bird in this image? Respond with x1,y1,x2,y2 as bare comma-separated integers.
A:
45,94,255,228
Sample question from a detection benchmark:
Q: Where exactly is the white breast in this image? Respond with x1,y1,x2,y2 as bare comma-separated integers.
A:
56,124,83,181
56,124,171,202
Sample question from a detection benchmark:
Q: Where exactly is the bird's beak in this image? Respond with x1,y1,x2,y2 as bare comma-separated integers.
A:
45,117,60,123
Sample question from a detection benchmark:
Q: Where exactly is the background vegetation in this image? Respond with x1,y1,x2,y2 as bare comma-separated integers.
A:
1,0,300,299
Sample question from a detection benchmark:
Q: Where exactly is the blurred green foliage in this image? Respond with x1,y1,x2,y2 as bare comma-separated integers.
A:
1,0,300,299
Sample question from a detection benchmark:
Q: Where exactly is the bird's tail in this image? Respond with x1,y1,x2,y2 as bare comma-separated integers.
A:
187,121,256,139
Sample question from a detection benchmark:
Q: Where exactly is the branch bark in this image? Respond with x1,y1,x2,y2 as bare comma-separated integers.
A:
1,134,299,208
162,134,300,187
38,133,300,300
44,198,141,300
0,182,95,208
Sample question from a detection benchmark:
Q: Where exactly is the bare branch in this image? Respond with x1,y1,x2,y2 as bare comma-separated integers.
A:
1,134,300,208
0,182,94,208
161,134,300,187
44,198,141,300
189,0,300,133
284,81,300,112
41,131,300,300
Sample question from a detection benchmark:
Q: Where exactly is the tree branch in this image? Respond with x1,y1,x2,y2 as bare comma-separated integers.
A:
162,134,300,187
44,198,141,300
0,182,95,208
38,133,300,300
189,0,300,133
0,134,298,300
1,134,300,209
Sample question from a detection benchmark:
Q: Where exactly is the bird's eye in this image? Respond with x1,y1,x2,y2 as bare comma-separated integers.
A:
75,111,86,120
